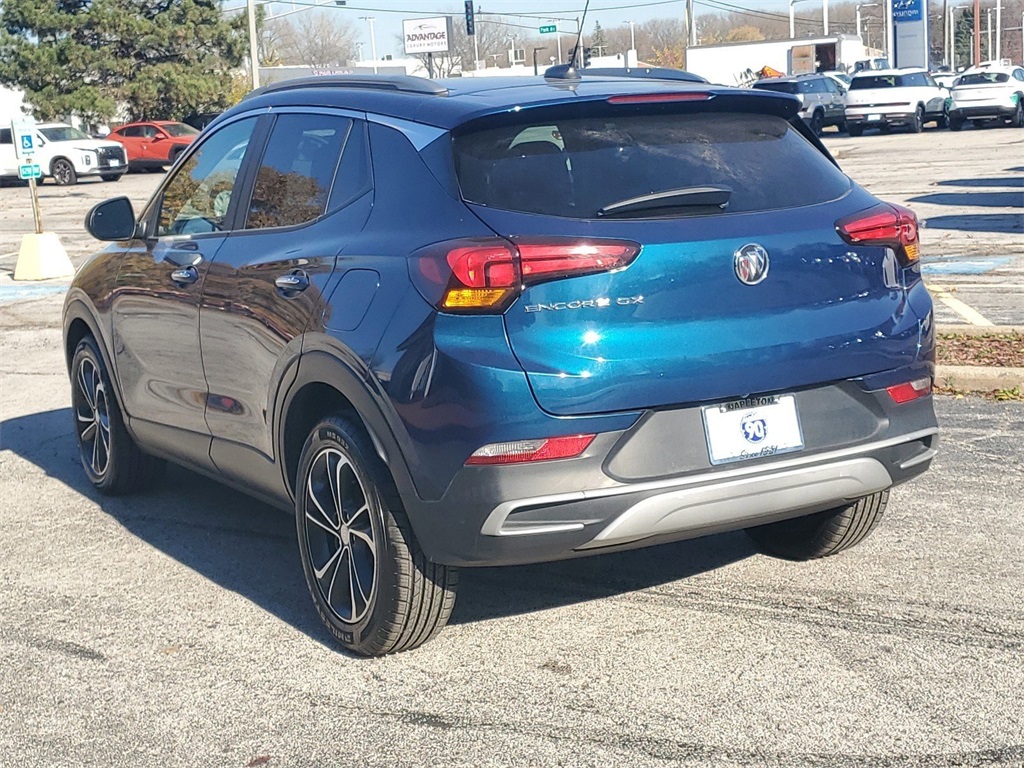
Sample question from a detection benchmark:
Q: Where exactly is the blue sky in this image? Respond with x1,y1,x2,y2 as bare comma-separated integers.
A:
244,0,800,59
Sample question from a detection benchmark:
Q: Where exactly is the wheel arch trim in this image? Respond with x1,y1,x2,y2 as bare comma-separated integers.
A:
276,349,420,512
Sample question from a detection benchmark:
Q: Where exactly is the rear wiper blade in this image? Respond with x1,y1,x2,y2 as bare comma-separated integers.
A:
597,186,732,217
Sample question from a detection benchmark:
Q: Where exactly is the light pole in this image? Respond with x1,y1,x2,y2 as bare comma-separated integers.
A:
360,16,377,74
948,5,970,69
790,0,815,38
995,0,1001,59
624,20,636,66
857,3,879,42
823,0,830,35
987,8,993,58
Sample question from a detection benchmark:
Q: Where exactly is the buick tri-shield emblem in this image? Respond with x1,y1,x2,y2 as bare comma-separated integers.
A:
734,243,770,285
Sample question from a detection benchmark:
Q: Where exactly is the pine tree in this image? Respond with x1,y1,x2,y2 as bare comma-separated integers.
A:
0,0,249,123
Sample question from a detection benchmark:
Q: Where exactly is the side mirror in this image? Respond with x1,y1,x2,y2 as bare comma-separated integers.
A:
85,196,138,241
152,134,165,142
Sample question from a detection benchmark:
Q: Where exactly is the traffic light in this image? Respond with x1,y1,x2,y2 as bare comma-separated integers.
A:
583,46,593,67
465,0,475,36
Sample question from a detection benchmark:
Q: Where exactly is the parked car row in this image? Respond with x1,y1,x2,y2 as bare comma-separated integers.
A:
752,61,1024,136
1,119,201,185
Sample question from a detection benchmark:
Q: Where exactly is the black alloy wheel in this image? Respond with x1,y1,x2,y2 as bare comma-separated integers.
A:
70,336,164,494
910,105,924,133
303,445,381,625
296,416,458,656
73,353,112,481
51,158,77,185
810,110,824,137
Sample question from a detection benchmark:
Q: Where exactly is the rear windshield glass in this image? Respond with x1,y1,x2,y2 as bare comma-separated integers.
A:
753,81,800,94
850,75,908,89
957,72,1010,85
40,126,92,142
454,112,850,218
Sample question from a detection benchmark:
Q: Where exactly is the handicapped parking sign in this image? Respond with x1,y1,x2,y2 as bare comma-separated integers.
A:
11,118,38,160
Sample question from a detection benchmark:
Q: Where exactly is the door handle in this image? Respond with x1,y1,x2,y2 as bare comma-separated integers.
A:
275,271,310,295
171,266,199,285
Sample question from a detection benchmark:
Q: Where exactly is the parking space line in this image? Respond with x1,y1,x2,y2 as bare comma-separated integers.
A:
929,288,994,326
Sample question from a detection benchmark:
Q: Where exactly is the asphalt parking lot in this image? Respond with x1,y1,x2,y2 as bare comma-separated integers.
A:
1,127,1023,766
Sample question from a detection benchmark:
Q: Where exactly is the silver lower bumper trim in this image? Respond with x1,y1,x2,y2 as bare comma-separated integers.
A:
480,428,937,540
576,457,891,549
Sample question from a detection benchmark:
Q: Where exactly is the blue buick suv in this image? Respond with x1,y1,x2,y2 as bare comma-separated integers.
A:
64,71,938,655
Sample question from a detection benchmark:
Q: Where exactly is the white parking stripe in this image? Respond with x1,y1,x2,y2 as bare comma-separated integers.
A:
929,287,994,326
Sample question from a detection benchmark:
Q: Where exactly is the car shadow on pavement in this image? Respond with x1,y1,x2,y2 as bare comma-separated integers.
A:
908,191,1024,208
923,213,1024,234
3,408,754,641
936,176,1024,189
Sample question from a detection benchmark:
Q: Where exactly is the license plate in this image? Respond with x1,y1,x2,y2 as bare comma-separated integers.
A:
702,395,804,466
868,113,882,122
108,160,120,167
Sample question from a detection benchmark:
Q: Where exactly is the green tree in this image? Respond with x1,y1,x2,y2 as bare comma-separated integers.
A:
591,20,607,55
0,0,249,123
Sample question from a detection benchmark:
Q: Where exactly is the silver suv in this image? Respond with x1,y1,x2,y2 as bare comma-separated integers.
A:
752,74,846,135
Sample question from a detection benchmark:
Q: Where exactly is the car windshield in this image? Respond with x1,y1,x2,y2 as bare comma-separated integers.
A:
753,81,800,94
39,126,92,142
957,72,1010,85
850,75,905,89
162,122,200,137
454,111,850,219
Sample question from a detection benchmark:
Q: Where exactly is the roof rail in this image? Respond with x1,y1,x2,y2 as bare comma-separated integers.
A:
544,65,708,84
245,74,449,100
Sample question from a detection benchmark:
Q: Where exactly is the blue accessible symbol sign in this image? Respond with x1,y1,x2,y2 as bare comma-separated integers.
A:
20,134,34,152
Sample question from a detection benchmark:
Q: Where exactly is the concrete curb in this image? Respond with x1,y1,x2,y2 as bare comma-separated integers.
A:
936,365,1024,392
934,325,1023,392
936,324,1024,336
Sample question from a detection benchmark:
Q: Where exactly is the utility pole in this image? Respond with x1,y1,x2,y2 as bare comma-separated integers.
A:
823,0,829,35
995,0,1001,59
247,0,260,89
361,16,377,74
687,0,696,46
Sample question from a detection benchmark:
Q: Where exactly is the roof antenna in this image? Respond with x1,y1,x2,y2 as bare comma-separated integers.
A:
544,0,590,80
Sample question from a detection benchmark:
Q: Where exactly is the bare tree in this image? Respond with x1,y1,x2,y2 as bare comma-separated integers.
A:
268,11,357,68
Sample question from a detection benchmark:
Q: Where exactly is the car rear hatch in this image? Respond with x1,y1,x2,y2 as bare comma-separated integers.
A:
445,94,923,417
953,76,1010,104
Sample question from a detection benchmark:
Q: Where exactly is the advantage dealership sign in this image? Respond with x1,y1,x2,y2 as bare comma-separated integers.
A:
402,17,452,55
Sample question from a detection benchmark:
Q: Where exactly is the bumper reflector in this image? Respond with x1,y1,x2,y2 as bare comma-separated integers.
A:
886,377,932,404
466,434,595,465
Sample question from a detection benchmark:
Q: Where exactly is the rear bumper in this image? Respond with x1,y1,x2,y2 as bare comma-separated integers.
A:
950,103,1017,119
406,378,938,567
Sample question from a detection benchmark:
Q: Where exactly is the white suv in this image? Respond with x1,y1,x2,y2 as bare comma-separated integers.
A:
948,61,1024,130
845,68,948,135
0,123,127,185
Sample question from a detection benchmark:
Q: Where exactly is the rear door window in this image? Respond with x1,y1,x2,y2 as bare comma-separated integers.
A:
454,111,850,219
244,113,353,229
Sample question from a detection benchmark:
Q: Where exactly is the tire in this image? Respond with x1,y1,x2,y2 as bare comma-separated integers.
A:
1011,99,1024,128
51,158,77,186
879,123,891,134
100,174,121,182
809,110,824,137
296,415,458,656
847,124,863,137
168,146,184,165
745,490,889,561
71,336,165,495
949,114,964,131
910,106,924,133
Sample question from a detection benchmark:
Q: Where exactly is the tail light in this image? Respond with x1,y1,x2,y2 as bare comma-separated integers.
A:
836,203,920,265
886,377,932,404
412,237,640,313
466,434,595,465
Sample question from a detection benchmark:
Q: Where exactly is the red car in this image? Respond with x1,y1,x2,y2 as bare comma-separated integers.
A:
106,120,199,171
